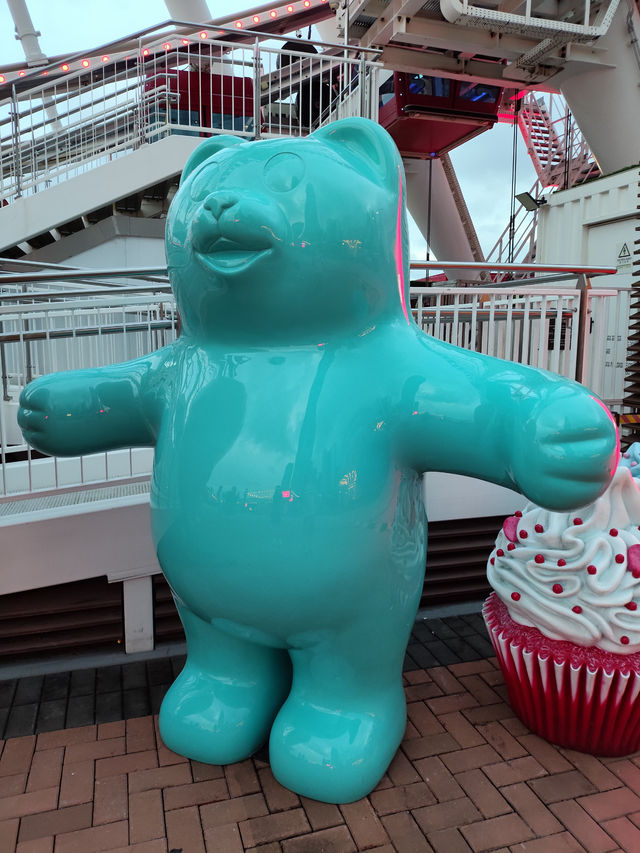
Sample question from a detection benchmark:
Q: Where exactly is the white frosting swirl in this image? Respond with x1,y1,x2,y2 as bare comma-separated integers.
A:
488,467,640,653
619,442,640,478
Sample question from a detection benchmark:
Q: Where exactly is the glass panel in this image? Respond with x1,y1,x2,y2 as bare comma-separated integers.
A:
407,75,450,97
378,75,395,108
457,83,501,103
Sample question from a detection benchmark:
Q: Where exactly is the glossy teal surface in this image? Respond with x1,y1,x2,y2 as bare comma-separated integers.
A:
18,118,618,803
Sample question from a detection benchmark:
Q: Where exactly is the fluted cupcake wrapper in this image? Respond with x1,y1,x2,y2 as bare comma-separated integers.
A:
483,593,640,756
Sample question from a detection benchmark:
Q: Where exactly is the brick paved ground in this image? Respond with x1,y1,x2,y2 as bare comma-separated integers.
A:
0,612,495,741
2,654,640,852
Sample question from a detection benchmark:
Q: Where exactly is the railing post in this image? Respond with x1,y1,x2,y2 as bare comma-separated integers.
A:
575,273,590,384
253,38,262,140
135,37,146,147
0,331,10,401
359,54,367,118
10,85,22,199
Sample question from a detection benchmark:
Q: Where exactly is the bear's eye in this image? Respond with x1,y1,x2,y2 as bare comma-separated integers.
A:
264,153,304,193
190,162,221,202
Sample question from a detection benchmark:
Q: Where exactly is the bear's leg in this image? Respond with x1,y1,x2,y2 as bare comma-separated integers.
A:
159,602,292,765
269,617,408,803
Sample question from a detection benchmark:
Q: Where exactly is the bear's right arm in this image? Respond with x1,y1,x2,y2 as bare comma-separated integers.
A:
396,333,618,512
18,349,170,457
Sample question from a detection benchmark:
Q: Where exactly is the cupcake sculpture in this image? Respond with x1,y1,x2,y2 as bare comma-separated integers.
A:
485,458,640,756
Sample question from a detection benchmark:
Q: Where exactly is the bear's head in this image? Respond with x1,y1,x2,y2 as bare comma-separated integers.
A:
166,118,410,343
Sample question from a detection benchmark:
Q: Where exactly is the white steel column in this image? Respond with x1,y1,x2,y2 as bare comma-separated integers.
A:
561,1,640,174
6,0,47,66
122,576,155,653
163,0,211,21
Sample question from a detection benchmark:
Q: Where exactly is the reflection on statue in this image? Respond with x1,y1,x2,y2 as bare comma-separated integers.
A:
18,118,618,803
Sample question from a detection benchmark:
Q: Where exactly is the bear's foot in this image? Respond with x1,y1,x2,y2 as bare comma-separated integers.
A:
159,659,290,764
269,684,406,803
158,603,291,765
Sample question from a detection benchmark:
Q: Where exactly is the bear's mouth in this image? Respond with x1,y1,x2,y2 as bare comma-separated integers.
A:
196,237,272,274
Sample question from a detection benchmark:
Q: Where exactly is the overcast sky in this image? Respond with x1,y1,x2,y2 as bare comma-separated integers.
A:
1,0,537,260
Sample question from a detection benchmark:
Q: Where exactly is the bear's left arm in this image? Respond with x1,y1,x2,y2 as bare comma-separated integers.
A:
396,335,618,511
18,349,169,457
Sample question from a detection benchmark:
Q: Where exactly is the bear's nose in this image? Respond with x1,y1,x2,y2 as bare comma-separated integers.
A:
203,192,237,219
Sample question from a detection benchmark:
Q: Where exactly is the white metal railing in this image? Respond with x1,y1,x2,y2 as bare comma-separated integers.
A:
412,285,623,401
0,260,622,502
0,24,380,204
410,260,621,402
413,286,581,376
485,178,542,268
0,279,175,499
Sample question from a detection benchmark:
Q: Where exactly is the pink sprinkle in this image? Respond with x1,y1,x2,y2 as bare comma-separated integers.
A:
624,452,631,458
558,559,566,567
615,554,625,564
535,524,543,533
502,516,520,543
610,528,619,537
534,554,544,564
572,605,582,614
633,462,638,467
621,636,630,645
496,549,504,557
552,583,563,594
628,545,640,574
515,511,522,517
574,518,583,526
519,530,528,539
626,602,638,611
511,592,521,601
490,558,495,565
507,543,516,551
587,565,597,575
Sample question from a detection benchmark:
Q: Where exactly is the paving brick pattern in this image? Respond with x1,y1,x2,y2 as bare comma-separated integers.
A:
0,612,495,742
0,613,639,850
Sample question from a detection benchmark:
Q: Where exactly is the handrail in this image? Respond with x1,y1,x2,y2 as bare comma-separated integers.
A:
409,261,617,276
0,16,380,93
0,267,169,285
0,286,173,304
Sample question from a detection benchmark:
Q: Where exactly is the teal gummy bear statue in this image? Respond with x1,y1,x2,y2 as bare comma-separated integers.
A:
18,118,618,804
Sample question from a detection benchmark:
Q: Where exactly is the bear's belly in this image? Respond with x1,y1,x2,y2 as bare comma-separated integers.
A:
150,460,427,643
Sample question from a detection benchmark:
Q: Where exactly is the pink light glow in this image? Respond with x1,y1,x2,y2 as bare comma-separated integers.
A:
394,168,410,324
282,490,291,498
591,395,620,468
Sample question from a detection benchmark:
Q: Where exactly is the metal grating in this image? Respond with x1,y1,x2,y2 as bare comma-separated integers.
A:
0,480,150,517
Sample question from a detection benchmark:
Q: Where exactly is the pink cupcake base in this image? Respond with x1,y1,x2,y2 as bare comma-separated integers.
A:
483,593,640,756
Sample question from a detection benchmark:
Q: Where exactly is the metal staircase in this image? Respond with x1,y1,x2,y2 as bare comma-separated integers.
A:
486,93,601,267
518,93,600,190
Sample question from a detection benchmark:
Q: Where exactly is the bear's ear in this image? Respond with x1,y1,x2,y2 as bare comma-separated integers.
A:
180,135,243,184
312,118,399,187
